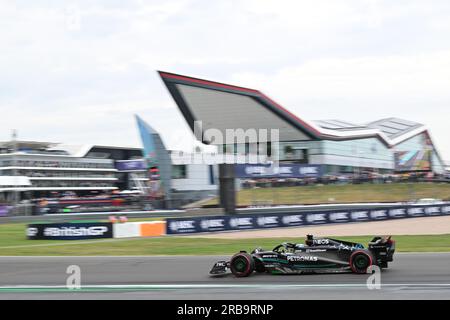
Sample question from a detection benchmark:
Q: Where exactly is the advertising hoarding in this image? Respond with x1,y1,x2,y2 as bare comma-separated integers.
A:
235,164,323,179
166,204,450,235
27,222,113,240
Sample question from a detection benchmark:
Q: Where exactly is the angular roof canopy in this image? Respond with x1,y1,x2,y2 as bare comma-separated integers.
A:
159,71,432,149
366,118,423,140
158,71,321,143
313,119,366,131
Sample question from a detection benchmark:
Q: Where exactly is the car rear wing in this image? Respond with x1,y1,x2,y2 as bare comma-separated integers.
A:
368,236,395,267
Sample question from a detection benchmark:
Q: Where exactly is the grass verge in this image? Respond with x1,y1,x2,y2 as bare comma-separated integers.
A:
205,182,450,206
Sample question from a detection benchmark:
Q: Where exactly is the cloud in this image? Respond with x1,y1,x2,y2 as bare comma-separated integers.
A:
232,50,450,103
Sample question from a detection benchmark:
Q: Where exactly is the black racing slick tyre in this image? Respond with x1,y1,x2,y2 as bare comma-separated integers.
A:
350,251,373,274
230,253,255,277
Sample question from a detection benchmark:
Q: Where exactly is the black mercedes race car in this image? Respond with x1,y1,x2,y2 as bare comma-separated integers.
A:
210,235,395,277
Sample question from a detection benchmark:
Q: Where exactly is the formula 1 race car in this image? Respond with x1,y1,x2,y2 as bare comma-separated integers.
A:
210,235,395,277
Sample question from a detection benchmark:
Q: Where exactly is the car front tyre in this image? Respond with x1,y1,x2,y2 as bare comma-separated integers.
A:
230,253,255,277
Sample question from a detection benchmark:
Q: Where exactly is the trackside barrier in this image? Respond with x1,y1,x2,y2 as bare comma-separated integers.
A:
140,221,166,237
26,221,166,240
27,222,114,240
112,221,166,238
165,203,450,235
113,222,141,238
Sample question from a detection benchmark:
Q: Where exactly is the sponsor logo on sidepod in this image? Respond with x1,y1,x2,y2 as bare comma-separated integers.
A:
262,254,278,259
287,256,318,262
43,227,108,237
308,249,326,253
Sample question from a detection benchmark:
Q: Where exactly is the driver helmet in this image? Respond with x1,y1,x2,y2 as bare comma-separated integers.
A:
305,234,314,246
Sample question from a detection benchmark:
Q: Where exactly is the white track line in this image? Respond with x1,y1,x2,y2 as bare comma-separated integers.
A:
0,237,153,249
1,283,450,290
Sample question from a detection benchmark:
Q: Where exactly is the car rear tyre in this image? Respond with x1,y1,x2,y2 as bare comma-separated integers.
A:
350,251,372,274
230,253,255,277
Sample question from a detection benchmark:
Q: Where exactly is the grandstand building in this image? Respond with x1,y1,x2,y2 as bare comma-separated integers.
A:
0,141,122,201
159,71,446,175
0,139,217,203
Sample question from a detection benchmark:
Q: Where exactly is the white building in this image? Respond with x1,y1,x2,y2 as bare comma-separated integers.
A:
0,140,218,204
0,141,120,201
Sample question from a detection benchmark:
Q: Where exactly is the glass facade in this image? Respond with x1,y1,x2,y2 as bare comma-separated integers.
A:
279,141,320,164
277,139,393,173
320,139,391,162
216,133,444,175
172,165,187,179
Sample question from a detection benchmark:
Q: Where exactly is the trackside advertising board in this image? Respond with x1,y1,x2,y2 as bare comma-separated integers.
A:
166,204,450,235
27,222,113,240
115,160,146,171
235,164,323,178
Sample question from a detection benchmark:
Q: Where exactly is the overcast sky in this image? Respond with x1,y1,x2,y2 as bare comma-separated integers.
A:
1,0,449,161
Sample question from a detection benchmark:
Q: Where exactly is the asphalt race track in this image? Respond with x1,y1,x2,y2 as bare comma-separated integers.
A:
0,253,449,299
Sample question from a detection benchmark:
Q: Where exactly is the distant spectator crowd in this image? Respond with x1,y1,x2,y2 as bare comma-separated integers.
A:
241,172,449,189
